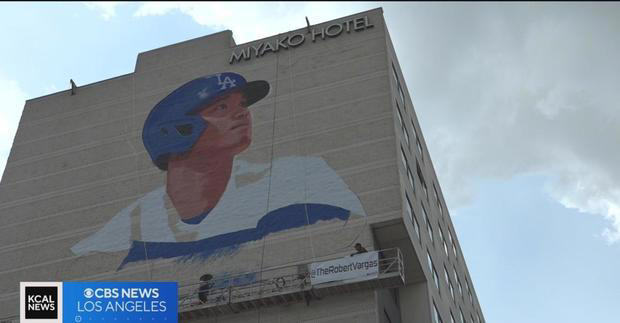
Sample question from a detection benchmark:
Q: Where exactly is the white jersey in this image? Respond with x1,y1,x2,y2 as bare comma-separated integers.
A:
72,156,366,256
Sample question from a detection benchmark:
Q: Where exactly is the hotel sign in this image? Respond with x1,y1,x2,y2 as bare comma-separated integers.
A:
230,16,374,64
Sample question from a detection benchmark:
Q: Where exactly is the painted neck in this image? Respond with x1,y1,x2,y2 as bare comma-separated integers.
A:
166,152,235,222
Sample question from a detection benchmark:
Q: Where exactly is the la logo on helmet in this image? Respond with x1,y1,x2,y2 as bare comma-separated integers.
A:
217,74,237,90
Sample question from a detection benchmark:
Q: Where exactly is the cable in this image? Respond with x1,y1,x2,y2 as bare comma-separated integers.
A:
256,33,282,323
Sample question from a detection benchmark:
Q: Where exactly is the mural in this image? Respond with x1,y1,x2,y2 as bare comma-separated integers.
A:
71,72,367,269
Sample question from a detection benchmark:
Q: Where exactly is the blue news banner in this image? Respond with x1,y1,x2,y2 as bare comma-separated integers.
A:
63,282,177,322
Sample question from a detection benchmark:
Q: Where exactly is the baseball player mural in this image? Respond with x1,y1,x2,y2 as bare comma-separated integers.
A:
71,72,367,269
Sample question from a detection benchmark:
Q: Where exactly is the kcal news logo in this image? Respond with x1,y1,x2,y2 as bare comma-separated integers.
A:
20,282,63,322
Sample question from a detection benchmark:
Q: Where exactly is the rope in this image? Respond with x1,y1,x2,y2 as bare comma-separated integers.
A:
284,43,318,262
257,33,282,323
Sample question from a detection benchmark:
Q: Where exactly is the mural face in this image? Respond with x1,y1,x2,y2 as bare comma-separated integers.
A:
193,91,252,155
70,72,367,272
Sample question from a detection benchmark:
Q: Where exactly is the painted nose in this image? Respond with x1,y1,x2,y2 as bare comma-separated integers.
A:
233,106,249,119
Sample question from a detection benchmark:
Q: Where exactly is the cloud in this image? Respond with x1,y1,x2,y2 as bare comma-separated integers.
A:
133,2,375,44
0,74,27,181
83,2,124,20
383,4,620,243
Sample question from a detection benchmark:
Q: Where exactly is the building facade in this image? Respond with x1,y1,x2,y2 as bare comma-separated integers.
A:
0,8,484,323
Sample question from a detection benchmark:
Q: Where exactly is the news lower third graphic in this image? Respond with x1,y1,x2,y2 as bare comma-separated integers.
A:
21,282,177,322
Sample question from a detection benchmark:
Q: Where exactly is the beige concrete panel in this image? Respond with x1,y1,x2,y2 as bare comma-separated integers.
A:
298,291,376,322
309,222,373,259
341,163,400,197
131,88,173,119
357,186,402,217
0,176,141,227
58,252,129,281
320,138,396,172
133,52,251,95
289,34,387,76
299,117,394,156
399,282,431,323
135,31,234,73
8,117,133,163
0,261,61,294
1,139,139,184
0,154,139,203
0,295,18,319
287,94,391,136
0,231,106,272
293,74,390,113
275,53,386,95
22,75,134,124
14,98,134,145
0,198,135,247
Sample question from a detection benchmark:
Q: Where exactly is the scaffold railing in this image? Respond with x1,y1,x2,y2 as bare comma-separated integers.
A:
178,247,404,314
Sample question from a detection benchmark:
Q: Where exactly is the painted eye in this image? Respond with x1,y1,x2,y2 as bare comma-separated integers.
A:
218,104,227,111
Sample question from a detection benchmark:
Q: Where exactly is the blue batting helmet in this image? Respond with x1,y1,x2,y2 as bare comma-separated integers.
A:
142,72,270,170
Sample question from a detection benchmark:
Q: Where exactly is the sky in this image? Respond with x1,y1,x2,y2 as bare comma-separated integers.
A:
1,2,619,322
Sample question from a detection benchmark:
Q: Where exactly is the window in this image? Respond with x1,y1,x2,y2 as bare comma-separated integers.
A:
392,63,400,87
453,239,458,259
439,225,448,255
392,63,406,105
403,126,410,146
451,312,456,323
427,250,433,272
422,204,429,224
460,309,465,323
417,164,428,200
466,279,470,297
396,102,404,127
449,281,455,300
411,119,418,142
432,266,440,292
398,83,406,105
453,266,458,282
406,195,420,240
433,184,443,216
444,266,450,285
454,266,462,296
400,146,408,169
416,138,423,158
407,167,415,193
432,302,442,323
427,220,434,244
405,194,413,220
438,225,444,243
